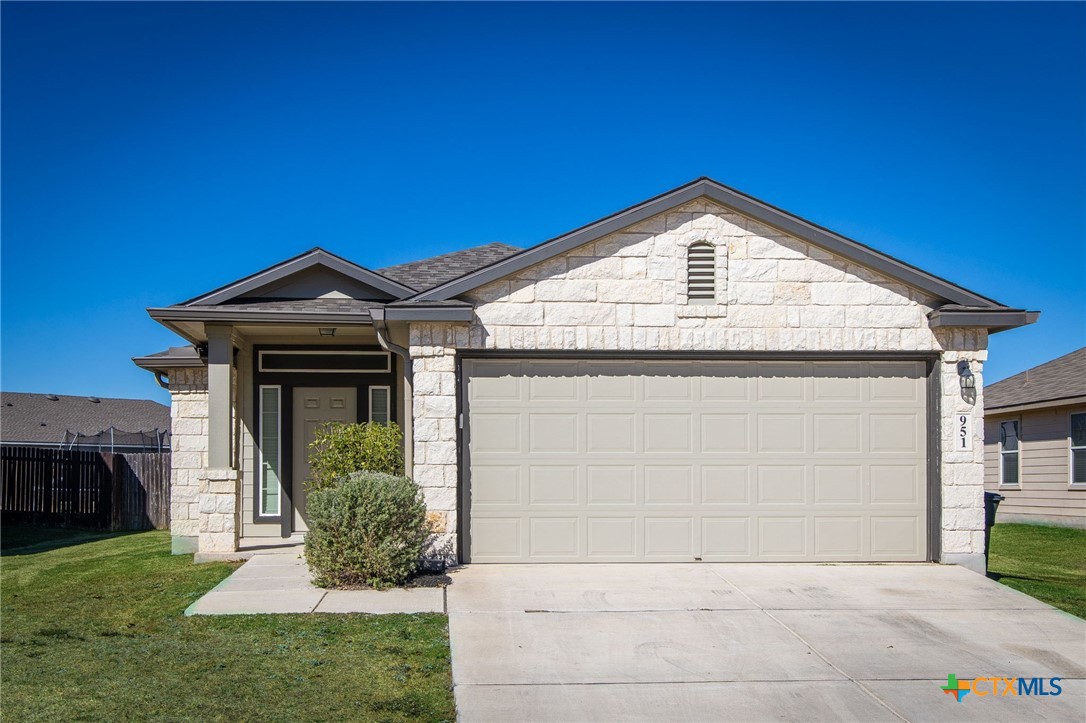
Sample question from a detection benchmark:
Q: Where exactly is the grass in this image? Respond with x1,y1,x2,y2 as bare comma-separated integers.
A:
1,527,455,722
988,522,1086,619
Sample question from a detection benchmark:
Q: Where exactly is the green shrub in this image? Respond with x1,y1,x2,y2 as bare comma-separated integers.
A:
306,421,404,491
304,471,428,589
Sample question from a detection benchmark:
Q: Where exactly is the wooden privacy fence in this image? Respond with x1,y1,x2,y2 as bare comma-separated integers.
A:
1,447,170,530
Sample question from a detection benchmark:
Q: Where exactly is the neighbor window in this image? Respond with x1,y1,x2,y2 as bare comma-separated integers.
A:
687,242,715,303
1071,413,1086,486
259,386,282,516
999,419,1020,487
369,386,391,425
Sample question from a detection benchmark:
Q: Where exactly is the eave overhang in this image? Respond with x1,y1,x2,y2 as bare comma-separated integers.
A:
371,305,475,323
147,307,376,326
926,307,1040,333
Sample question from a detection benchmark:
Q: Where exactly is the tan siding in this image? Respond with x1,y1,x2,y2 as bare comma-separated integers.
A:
984,405,1086,528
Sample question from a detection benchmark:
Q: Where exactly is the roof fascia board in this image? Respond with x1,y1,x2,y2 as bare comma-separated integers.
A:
185,249,415,306
132,355,205,371
382,307,474,322
148,307,376,325
927,309,1040,331
986,395,1086,416
410,178,1002,308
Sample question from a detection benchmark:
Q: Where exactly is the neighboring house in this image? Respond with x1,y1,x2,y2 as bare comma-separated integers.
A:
983,348,1086,529
0,391,171,452
133,177,1038,573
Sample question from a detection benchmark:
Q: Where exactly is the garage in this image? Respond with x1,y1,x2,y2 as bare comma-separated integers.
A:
462,358,930,563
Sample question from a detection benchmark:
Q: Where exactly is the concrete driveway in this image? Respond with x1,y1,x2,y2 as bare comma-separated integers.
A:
447,564,1086,722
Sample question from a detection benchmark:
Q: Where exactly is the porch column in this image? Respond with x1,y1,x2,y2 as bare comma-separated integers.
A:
199,325,240,556
206,325,234,470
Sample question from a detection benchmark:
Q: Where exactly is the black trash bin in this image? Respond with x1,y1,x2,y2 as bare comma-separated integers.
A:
983,491,1004,573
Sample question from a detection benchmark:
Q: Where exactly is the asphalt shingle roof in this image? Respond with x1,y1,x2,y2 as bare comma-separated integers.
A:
378,243,521,292
0,392,171,445
206,298,385,314
985,347,1086,410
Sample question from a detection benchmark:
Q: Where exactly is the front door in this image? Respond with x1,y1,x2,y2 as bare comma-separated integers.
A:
292,387,357,532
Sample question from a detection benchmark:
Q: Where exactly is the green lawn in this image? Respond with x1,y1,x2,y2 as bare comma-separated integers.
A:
1,528,454,722
988,522,1086,620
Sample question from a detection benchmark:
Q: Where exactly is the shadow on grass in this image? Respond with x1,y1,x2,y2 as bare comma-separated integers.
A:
0,525,139,557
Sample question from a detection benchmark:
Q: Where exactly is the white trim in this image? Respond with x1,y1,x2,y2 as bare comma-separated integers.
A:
999,417,1021,488
258,385,282,517
1070,412,1086,488
369,385,391,424
257,350,391,374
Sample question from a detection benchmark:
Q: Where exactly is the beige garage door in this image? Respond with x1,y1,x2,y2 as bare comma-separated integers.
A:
463,359,928,563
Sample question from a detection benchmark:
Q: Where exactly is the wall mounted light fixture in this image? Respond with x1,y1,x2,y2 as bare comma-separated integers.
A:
318,328,336,337
957,360,975,391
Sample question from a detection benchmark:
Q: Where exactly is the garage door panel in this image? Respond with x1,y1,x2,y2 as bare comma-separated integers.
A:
465,359,927,563
587,466,637,504
757,414,807,453
587,414,636,453
529,414,579,453
813,414,864,453
587,517,637,557
813,465,863,504
644,466,694,504
529,518,579,557
869,414,921,454
528,466,578,505
701,414,750,453
644,414,694,453
814,516,863,556
703,517,751,556
644,517,694,557
702,466,750,504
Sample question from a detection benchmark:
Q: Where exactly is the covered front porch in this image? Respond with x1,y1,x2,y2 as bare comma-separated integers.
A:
138,314,413,557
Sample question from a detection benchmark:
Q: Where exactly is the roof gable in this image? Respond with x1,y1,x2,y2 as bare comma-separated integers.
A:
408,177,1006,308
184,248,416,306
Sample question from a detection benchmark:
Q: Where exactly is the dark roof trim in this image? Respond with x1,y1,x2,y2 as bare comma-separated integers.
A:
927,307,1039,333
182,248,416,305
371,306,475,323
410,177,1005,308
987,394,1086,414
148,306,375,326
132,348,206,371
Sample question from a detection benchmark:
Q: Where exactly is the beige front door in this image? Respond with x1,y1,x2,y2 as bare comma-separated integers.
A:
464,359,928,563
292,387,357,532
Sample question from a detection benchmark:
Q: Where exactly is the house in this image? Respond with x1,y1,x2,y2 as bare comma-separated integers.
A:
0,391,171,452
983,347,1086,529
133,177,1038,573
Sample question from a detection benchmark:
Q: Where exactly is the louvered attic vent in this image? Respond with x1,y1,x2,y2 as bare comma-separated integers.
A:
687,242,716,303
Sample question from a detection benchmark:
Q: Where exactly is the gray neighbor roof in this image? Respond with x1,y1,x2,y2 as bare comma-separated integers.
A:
985,347,1086,410
0,392,171,445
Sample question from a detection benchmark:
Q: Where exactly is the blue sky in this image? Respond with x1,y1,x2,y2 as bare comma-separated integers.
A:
2,2,1083,405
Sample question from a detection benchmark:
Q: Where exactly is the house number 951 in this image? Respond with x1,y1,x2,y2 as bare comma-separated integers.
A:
958,414,970,450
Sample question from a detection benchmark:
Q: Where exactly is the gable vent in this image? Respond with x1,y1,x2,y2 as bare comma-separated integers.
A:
687,242,716,302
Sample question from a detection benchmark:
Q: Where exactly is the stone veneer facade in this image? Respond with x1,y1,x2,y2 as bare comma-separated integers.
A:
164,198,990,571
409,199,989,569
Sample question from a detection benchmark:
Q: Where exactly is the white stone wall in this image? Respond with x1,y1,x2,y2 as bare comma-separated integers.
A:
409,199,989,568
410,331,469,564
166,367,208,554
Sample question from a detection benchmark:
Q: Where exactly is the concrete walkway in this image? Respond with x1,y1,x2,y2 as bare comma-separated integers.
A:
186,551,445,615
447,563,1086,722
